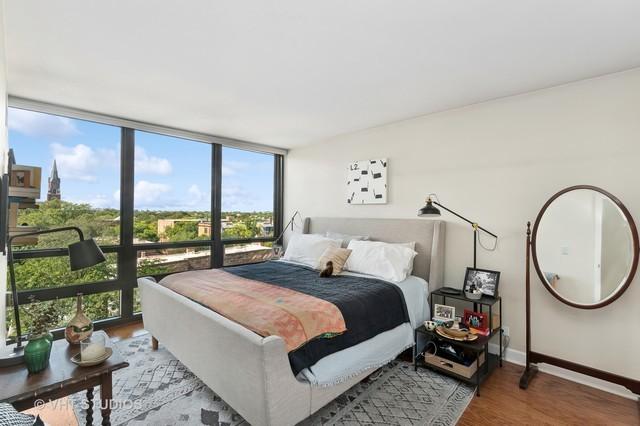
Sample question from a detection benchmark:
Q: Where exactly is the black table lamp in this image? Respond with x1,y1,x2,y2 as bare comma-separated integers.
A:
0,226,106,367
418,194,498,268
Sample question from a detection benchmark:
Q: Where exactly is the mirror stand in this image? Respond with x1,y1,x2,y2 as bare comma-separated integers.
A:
519,222,539,388
520,221,640,395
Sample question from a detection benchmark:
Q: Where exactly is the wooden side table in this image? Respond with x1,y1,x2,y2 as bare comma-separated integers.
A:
0,331,128,425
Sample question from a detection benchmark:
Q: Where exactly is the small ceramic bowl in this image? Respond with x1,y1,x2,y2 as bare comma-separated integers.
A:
465,291,482,300
424,320,437,331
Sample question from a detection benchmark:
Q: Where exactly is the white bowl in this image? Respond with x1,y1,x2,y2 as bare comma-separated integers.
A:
465,291,482,300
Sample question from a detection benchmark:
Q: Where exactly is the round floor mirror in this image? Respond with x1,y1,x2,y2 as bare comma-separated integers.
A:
531,185,639,309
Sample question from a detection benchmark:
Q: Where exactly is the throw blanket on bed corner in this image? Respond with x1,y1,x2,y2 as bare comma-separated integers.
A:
159,268,347,352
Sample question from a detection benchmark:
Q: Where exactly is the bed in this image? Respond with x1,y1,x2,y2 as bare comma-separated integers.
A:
139,217,445,426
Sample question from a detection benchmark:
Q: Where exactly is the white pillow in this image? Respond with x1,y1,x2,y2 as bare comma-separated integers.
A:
393,242,416,274
325,231,369,248
395,241,416,251
283,234,342,268
344,240,418,282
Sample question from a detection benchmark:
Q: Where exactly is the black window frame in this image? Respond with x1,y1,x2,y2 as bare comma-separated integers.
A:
5,104,284,340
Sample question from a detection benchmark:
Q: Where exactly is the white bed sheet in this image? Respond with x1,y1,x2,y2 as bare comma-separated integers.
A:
275,261,430,386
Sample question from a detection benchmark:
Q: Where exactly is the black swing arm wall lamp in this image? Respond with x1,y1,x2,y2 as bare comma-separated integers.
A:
418,194,498,269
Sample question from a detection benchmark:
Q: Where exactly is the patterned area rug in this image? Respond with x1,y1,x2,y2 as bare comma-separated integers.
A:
72,334,474,425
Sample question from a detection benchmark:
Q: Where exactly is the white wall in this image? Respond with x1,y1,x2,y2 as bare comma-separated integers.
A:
0,0,8,348
285,68,640,383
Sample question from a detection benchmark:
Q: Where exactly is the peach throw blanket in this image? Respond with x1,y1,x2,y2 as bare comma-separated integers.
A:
159,269,347,352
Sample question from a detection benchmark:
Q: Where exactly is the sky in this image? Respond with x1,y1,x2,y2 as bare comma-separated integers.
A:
8,107,274,212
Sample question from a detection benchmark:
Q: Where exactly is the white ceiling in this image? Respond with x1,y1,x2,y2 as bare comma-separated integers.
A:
5,1,640,149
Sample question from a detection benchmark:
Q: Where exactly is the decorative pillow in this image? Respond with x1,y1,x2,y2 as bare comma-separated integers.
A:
317,246,352,275
325,231,369,248
344,240,418,282
283,234,341,268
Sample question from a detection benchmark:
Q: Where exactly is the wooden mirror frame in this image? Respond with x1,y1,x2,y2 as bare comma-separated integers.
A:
531,185,639,309
521,185,640,395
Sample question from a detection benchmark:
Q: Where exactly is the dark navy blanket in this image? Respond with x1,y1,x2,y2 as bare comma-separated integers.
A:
224,261,410,375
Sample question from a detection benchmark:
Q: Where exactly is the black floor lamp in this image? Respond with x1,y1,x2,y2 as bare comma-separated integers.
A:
0,226,106,367
418,194,498,268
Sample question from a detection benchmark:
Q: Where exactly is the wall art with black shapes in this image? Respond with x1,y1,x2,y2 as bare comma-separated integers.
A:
346,159,387,204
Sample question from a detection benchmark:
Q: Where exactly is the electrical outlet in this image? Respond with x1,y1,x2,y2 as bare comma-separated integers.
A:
502,326,510,337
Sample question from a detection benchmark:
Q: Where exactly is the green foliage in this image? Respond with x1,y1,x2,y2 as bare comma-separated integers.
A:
222,222,254,239
13,255,117,291
137,258,171,276
134,221,159,242
7,292,120,339
18,199,119,245
23,296,65,336
162,221,206,242
8,199,272,337
134,210,211,242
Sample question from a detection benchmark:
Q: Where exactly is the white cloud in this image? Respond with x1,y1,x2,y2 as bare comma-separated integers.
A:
9,108,79,139
69,194,115,209
49,143,118,182
114,182,212,211
51,143,99,182
222,161,249,177
222,184,256,211
187,184,209,207
86,194,111,208
132,181,172,206
135,147,172,175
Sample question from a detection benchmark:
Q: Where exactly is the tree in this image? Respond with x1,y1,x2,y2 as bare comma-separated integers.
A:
134,220,159,242
162,221,203,242
18,200,119,245
222,222,253,239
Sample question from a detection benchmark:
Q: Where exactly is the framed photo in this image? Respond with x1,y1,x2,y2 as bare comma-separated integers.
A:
463,309,489,334
463,267,500,298
433,304,455,322
11,170,30,188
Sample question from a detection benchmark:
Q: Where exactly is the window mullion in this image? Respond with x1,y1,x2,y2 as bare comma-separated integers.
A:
119,128,136,319
211,143,223,268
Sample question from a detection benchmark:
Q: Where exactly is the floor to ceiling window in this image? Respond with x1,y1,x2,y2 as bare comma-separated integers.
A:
134,131,212,276
5,105,284,340
7,109,122,336
221,146,276,266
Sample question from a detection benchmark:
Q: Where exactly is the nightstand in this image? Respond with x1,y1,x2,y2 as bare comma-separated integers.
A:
413,289,503,396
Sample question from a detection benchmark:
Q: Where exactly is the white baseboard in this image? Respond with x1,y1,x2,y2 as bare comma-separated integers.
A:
488,343,638,401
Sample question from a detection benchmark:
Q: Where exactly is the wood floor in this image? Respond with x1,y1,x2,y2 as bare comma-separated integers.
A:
25,321,640,425
458,362,639,426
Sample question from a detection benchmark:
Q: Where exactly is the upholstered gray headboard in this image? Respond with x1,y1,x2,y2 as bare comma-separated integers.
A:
302,217,446,289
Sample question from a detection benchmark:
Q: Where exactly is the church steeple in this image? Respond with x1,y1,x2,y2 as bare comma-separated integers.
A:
47,160,61,201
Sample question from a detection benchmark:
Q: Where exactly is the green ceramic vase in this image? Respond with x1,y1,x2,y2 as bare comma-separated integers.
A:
24,333,53,374
44,332,54,359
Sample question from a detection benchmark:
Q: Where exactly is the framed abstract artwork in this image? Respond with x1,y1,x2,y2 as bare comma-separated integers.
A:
346,159,387,204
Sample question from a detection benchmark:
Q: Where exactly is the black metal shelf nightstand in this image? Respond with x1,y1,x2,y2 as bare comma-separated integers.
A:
413,289,504,396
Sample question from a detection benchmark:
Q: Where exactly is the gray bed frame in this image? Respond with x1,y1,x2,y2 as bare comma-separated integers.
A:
140,217,445,425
